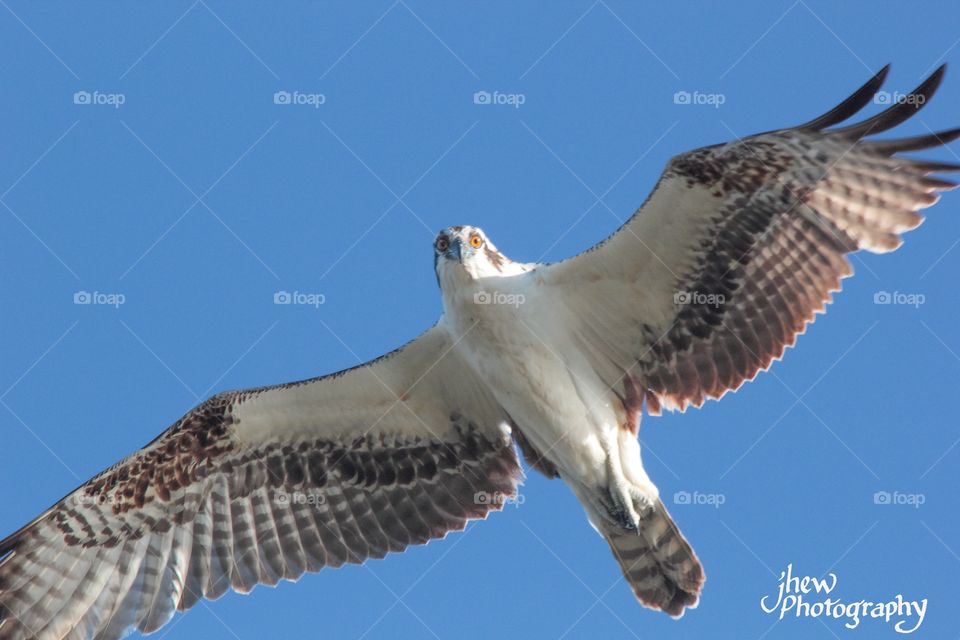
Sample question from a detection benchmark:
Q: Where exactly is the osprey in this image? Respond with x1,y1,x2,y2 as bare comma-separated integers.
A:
2,65,958,639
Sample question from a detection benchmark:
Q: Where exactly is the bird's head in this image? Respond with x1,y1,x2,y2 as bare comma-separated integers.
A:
433,226,523,285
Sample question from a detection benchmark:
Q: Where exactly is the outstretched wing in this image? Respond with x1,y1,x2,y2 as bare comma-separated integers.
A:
0,326,521,639
539,65,959,413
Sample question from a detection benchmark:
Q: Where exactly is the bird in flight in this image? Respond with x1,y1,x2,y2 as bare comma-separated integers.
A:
1,64,958,639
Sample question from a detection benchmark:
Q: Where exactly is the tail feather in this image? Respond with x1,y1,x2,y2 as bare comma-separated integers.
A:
603,499,704,617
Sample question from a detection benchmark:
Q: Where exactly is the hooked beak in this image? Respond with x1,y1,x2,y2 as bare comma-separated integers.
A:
445,238,462,263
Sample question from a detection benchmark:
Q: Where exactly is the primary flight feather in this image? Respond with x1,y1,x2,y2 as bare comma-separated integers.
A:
1,64,958,638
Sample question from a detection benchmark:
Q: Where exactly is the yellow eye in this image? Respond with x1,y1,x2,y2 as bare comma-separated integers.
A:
469,235,483,249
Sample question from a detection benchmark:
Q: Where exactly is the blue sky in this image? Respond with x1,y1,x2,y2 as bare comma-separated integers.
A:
2,2,960,638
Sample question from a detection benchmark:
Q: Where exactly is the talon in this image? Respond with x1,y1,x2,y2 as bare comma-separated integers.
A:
602,451,643,530
599,484,640,530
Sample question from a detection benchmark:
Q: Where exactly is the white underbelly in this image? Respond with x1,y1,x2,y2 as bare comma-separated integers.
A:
453,311,622,486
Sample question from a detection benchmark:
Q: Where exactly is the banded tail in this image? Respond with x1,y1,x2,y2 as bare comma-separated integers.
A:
602,499,704,616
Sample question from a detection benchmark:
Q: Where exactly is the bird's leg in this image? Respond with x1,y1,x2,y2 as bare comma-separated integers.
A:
596,432,643,530
596,425,659,530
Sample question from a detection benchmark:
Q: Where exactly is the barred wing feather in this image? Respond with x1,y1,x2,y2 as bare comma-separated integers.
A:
0,326,521,639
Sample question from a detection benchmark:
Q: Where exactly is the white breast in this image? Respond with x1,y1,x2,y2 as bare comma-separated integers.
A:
441,272,620,486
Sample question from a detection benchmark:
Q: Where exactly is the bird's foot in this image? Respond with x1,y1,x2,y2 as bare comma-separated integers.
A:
599,476,650,531
597,454,659,530
598,487,640,530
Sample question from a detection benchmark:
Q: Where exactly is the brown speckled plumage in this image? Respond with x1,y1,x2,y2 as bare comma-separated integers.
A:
0,328,522,639
635,64,960,413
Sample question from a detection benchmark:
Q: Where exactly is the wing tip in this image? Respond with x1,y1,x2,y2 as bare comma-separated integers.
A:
797,63,891,131
833,64,948,139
